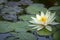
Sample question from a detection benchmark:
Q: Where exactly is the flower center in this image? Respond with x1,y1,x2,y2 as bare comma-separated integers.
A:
40,16,47,24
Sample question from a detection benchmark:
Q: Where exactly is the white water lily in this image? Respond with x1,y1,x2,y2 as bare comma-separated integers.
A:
29,11,59,31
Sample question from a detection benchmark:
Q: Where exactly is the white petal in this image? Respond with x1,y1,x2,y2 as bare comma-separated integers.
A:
29,25,36,26
29,21,35,23
46,11,50,18
37,26,44,31
50,22,59,25
50,13,55,20
47,13,56,23
45,26,52,31
50,17,56,23
47,17,56,24
29,20,37,24
32,26,39,29
41,11,44,16
36,14,40,19
31,17,39,23
31,17,36,20
51,13,56,17
29,20,41,24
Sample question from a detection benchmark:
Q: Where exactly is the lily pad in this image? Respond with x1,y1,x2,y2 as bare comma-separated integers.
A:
9,21,30,32
0,21,13,33
26,4,47,14
19,15,35,21
53,30,60,40
49,6,60,11
56,16,60,22
14,32,37,40
37,28,52,36
52,26,58,34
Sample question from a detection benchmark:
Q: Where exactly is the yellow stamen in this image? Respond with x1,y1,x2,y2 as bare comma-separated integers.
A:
39,16,47,24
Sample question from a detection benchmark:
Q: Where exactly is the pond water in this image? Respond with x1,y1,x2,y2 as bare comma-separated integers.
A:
0,33,53,40
0,33,11,40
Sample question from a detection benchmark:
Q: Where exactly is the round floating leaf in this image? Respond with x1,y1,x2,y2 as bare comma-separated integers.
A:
56,10,60,16
9,21,30,32
52,26,57,33
37,28,52,36
30,3,45,7
26,4,47,14
15,32,36,40
55,13,60,29
56,16,60,22
49,7,60,16
53,30,60,40
0,21,13,33
19,15,35,21
49,6,60,11
15,28,27,32
55,25,60,30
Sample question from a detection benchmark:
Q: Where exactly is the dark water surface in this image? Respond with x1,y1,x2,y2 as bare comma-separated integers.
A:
0,33,53,40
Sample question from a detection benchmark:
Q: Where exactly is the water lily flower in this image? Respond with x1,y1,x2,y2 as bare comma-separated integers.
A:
29,11,59,31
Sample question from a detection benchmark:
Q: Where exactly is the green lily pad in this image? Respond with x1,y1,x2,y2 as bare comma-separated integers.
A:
26,4,47,14
53,30,60,40
14,32,36,40
37,28,52,36
56,16,60,22
55,16,60,29
19,15,35,21
0,21,13,33
15,28,27,32
9,21,30,32
10,31,36,40
49,6,60,11
52,26,57,34
48,6,60,16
